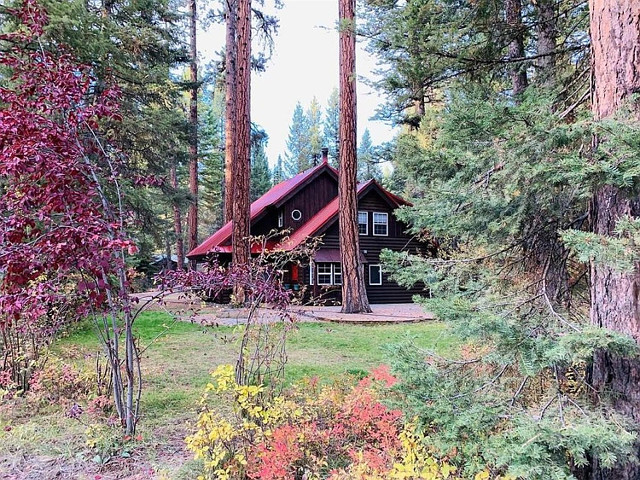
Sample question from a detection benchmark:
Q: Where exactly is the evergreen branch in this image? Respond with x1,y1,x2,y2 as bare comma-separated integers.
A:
474,162,505,186
556,68,590,101
564,393,587,417
510,375,530,407
450,363,509,400
558,89,590,120
542,264,581,332
538,394,557,420
427,241,523,266
554,367,566,427
420,348,483,366
428,45,585,68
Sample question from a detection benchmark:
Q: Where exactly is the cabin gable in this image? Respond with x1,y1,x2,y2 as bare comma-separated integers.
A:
279,170,338,233
188,162,429,304
309,185,426,303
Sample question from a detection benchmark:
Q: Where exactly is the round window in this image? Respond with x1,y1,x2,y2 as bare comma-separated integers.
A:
291,209,302,221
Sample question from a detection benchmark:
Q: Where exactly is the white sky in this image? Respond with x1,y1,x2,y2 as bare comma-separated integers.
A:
199,0,397,166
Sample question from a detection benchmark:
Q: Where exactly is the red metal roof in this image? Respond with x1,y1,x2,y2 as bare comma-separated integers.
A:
187,162,337,258
188,169,411,259
278,180,394,251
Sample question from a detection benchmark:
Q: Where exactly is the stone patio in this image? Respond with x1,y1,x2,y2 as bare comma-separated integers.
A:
133,291,435,325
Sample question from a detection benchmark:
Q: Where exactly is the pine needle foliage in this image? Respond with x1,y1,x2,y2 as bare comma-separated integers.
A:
362,0,640,476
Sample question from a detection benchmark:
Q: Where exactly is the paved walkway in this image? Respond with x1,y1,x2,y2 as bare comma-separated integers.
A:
295,303,434,324
133,291,434,325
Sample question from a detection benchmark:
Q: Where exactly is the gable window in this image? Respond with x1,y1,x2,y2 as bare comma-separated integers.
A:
291,209,302,221
369,264,382,285
373,212,388,236
358,211,368,235
277,210,284,228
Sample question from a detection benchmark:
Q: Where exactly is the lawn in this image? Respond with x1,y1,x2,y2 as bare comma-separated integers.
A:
0,310,456,479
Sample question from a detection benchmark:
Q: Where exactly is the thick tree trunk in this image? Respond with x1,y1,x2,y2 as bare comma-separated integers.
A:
535,0,556,75
187,0,198,269
588,1,640,478
224,0,237,224
232,0,251,286
505,0,527,97
170,162,184,271
338,0,371,314
526,0,567,306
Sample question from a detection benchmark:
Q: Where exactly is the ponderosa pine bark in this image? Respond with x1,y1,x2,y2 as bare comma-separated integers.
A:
224,0,237,224
338,0,371,314
535,0,556,75
170,162,185,271
187,0,198,269
588,1,640,478
505,0,527,97
232,0,251,279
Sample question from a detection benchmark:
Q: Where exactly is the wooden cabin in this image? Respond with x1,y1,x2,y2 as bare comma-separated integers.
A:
187,150,428,304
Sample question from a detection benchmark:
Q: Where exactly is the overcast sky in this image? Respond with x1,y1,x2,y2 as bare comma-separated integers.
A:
200,0,397,166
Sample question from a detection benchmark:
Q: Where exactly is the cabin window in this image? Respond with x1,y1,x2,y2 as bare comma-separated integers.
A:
291,209,302,221
317,263,333,285
309,263,314,285
333,263,342,285
373,212,388,236
316,262,341,285
277,210,284,228
369,264,382,285
358,211,368,235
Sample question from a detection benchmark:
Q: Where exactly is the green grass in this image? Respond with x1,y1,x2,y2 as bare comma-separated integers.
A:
53,311,456,418
2,309,457,478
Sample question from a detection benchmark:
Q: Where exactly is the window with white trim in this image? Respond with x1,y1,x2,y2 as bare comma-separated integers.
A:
373,212,388,236
317,263,333,285
291,209,302,221
369,264,382,285
358,211,368,235
309,263,314,285
316,262,342,285
333,263,342,285
277,210,284,228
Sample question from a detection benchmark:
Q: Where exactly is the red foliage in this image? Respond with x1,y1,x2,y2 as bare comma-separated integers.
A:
0,0,130,333
157,260,294,312
245,368,403,479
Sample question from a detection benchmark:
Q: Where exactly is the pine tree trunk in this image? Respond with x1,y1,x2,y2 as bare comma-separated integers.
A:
232,0,251,289
588,1,640,478
170,162,184,271
505,0,527,97
536,0,556,74
224,0,237,224
187,0,198,268
338,0,371,314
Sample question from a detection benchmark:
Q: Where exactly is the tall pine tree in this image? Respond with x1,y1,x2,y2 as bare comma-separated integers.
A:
284,102,312,176
357,128,381,182
323,87,340,166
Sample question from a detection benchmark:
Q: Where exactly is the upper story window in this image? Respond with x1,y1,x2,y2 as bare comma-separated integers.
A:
277,210,284,228
291,209,302,221
373,212,388,236
358,211,368,235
